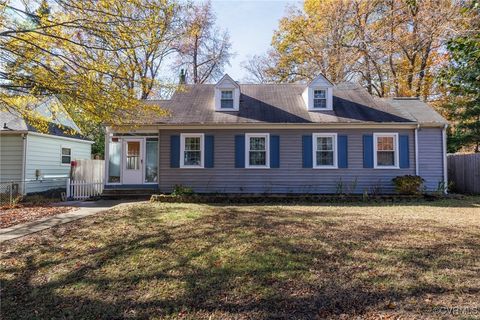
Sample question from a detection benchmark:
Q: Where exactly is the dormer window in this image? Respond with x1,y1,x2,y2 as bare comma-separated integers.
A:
302,74,334,111
221,90,234,109
215,74,240,111
313,90,327,109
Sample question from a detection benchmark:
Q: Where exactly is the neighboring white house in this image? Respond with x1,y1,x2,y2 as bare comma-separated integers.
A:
0,100,93,195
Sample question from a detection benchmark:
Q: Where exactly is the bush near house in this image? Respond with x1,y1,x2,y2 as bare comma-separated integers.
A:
392,175,425,195
172,184,194,196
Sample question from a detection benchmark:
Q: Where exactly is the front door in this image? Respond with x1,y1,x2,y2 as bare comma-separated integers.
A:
122,139,143,184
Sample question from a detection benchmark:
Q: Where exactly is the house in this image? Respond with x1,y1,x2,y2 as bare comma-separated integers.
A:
104,74,448,194
0,98,93,195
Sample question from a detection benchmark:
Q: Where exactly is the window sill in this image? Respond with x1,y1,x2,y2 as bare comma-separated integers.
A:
245,166,270,169
312,166,338,169
179,165,205,169
373,166,400,169
308,108,333,112
215,109,239,112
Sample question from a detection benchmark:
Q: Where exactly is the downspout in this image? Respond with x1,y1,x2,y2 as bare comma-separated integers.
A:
442,124,448,194
104,127,109,186
21,133,27,195
415,124,419,176
157,129,160,189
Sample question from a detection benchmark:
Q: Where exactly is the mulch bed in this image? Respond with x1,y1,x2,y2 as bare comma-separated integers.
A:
0,205,74,229
150,193,451,204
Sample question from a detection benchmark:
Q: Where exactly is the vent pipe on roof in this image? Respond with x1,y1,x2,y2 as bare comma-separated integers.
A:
179,69,186,85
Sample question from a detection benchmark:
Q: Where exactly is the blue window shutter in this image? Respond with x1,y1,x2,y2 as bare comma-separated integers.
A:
338,135,348,168
399,135,409,168
302,135,313,168
270,135,280,168
205,135,214,168
235,134,245,168
170,135,180,168
363,135,374,168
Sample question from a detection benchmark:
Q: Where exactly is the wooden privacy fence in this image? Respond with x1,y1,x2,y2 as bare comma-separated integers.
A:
71,159,104,182
447,153,480,194
67,159,105,200
66,179,104,200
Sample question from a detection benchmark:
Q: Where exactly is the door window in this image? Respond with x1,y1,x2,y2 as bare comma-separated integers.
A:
126,141,140,170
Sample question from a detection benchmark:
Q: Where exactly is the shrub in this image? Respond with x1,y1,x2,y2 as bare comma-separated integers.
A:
392,175,425,195
172,184,194,196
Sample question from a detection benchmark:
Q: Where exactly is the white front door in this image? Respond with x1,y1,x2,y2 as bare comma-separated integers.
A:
122,139,143,184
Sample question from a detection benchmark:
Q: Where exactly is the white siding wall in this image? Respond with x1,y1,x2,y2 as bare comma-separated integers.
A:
0,134,24,182
25,134,91,193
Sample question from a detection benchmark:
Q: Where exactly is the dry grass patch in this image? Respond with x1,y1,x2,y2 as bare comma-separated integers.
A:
1,197,479,319
0,205,73,228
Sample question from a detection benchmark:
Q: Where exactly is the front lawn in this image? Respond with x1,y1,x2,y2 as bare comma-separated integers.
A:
1,197,480,319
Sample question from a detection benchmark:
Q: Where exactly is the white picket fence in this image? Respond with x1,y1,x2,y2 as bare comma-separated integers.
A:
66,179,104,200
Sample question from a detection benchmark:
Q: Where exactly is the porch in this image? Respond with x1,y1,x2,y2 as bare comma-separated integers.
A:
105,133,159,189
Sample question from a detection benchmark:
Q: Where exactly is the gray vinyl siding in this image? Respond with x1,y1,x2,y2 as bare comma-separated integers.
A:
25,134,91,194
0,134,24,182
418,128,444,191
158,129,416,194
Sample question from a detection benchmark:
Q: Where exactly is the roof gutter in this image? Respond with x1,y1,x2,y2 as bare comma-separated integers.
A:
107,122,425,132
0,130,29,135
27,132,95,144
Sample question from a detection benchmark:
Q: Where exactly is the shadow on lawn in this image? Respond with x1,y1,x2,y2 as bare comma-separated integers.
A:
1,205,479,319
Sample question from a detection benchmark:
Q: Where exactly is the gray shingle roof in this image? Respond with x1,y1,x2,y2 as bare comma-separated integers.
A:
384,97,448,125
0,97,89,140
141,83,446,127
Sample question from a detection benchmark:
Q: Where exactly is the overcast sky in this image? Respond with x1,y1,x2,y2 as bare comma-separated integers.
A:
208,0,301,81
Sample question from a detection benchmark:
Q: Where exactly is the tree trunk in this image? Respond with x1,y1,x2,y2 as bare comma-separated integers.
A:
365,56,373,95
416,44,432,98
193,35,199,84
389,54,399,96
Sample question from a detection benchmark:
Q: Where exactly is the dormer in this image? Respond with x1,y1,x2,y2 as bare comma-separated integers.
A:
215,74,240,111
302,74,334,111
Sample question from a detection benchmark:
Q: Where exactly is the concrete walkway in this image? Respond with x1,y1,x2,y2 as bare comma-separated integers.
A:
0,200,126,243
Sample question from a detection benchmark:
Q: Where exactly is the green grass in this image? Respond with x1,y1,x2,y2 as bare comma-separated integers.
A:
1,197,480,319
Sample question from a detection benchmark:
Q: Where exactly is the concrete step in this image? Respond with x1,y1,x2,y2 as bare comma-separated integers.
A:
100,194,153,200
101,188,158,200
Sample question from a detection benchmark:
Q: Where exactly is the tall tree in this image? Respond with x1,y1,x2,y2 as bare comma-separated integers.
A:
241,54,280,84
245,0,466,101
0,0,182,132
262,1,355,83
174,0,232,84
440,1,480,152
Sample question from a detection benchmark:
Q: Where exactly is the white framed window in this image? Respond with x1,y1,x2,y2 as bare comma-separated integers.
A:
313,89,327,109
180,133,204,168
245,133,270,168
61,147,71,165
313,133,337,168
373,133,399,169
220,90,234,109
